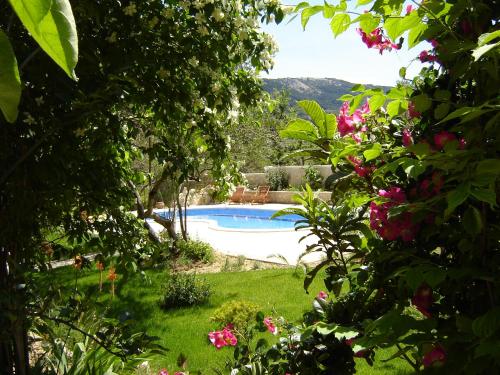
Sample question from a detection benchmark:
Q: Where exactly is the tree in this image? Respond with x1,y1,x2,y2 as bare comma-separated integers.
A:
0,0,282,373
226,89,302,173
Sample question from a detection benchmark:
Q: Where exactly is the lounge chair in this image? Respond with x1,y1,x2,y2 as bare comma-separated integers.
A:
252,185,270,204
229,186,245,204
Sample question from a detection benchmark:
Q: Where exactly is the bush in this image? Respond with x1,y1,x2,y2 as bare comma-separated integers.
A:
159,273,211,309
177,239,215,264
302,166,323,190
266,167,289,191
211,300,260,331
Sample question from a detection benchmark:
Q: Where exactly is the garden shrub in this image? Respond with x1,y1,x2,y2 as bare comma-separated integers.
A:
266,167,289,191
225,0,500,374
177,239,215,264
211,300,260,331
302,165,323,190
159,273,211,309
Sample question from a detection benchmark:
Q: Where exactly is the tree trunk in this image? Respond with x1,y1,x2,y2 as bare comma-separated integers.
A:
0,246,30,375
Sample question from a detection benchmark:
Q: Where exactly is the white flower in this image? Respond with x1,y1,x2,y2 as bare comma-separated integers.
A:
148,16,159,29
212,82,221,93
188,57,199,67
123,2,137,16
211,8,224,22
197,25,209,36
238,30,248,40
35,96,44,106
74,128,86,137
158,67,169,79
162,7,174,19
23,113,36,125
106,32,117,43
195,12,205,24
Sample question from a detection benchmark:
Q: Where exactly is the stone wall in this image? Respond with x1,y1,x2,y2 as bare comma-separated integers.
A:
267,190,331,204
244,165,331,188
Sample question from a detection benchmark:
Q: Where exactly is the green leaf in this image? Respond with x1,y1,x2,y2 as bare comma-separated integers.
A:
399,67,406,79
445,183,470,216
434,103,450,120
472,308,500,338
301,5,323,29
8,0,78,79
476,159,500,177
356,0,373,5
298,100,332,137
368,94,386,112
322,4,336,18
472,41,500,61
478,30,500,46
280,119,318,143
386,99,407,117
0,29,21,123
434,89,451,101
437,106,477,124
363,143,382,162
383,18,400,41
358,13,380,34
470,187,497,207
412,94,432,112
462,206,483,236
408,23,427,48
330,13,351,37
351,84,365,92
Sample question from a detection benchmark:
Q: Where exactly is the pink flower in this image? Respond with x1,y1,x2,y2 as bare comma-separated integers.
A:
159,370,169,375
434,131,457,149
408,101,421,119
412,284,433,318
422,345,446,367
419,50,438,63
174,373,186,375
208,331,227,349
337,101,371,137
345,338,368,358
358,28,400,54
263,317,278,335
347,156,372,177
405,4,414,14
317,291,328,300
402,128,413,147
430,39,439,48
370,188,418,241
222,327,238,346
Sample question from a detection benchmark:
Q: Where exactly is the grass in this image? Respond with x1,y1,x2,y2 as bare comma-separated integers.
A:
39,266,414,374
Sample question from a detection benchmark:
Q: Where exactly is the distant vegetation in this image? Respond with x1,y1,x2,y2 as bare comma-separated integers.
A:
263,77,391,113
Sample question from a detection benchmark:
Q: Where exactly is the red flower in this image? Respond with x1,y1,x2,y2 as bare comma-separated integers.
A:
422,345,446,367
405,4,414,15
412,284,433,318
419,50,437,63
358,28,400,54
264,317,278,335
407,102,420,119
434,131,457,149
317,291,328,300
402,128,413,147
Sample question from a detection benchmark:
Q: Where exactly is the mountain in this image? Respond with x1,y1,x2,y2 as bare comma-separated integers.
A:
262,77,391,113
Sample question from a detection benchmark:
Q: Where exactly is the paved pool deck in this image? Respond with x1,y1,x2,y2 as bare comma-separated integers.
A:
148,204,324,265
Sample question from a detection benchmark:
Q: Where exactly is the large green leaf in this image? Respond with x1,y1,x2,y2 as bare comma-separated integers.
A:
298,100,337,138
330,13,351,37
280,118,319,143
9,0,78,79
301,5,323,29
0,29,21,123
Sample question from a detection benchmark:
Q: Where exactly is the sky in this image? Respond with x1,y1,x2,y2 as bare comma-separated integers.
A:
260,1,428,86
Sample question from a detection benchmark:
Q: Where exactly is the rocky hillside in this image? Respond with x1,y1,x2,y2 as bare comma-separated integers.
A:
262,77,391,113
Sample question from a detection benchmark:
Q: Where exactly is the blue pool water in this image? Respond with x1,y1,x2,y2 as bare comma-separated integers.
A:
159,207,301,230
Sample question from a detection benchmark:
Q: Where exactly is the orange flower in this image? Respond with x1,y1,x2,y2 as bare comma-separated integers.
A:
73,255,83,270
107,267,118,281
96,261,105,271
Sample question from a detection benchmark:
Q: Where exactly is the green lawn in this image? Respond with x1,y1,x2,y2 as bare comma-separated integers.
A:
39,266,413,374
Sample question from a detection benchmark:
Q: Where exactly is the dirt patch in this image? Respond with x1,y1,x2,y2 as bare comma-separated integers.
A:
172,251,290,274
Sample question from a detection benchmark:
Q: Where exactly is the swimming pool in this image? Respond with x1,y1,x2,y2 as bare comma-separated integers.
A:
158,207,301,230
